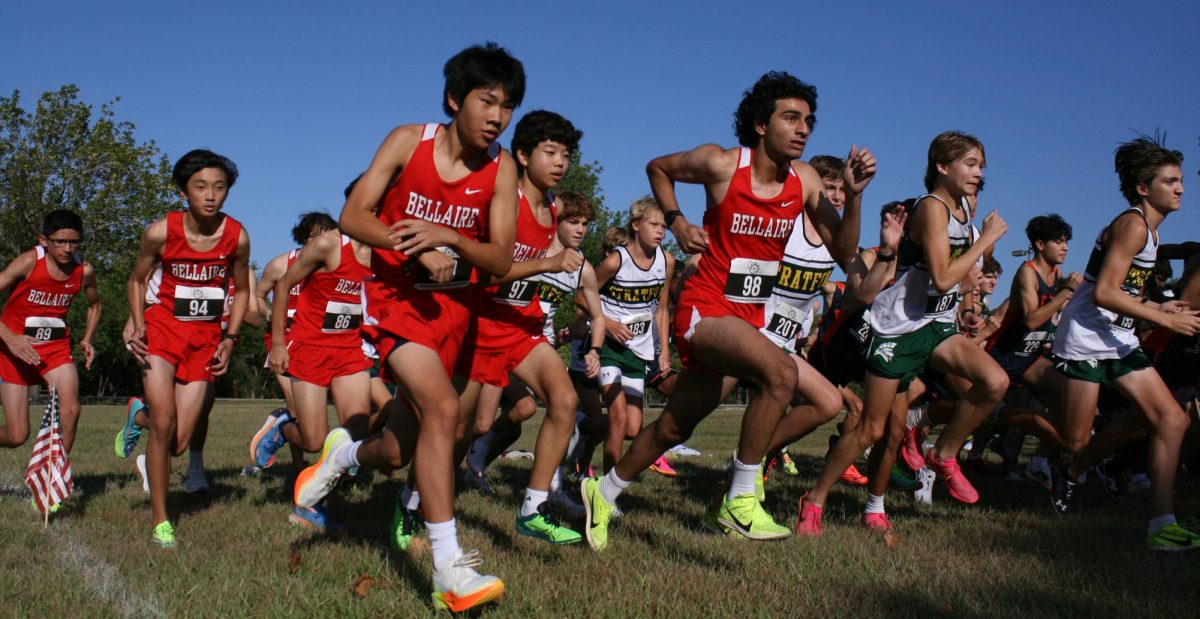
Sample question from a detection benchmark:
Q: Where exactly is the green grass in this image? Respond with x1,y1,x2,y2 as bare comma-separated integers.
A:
2,401,1197,617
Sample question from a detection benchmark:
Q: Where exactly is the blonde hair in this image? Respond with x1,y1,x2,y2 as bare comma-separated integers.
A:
601,226,629,254
626,195,663,236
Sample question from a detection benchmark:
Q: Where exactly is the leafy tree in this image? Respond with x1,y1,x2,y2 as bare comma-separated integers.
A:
1,85,176,397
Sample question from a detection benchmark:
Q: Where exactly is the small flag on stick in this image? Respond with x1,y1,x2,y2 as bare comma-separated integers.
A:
25,387,73,525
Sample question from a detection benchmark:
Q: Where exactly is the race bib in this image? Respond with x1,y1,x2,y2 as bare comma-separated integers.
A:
765,303,805,343
321,301,363,333
24,317,66,343
413,248,473,290
1019,330,1050,356
724,258,779,303
173,286,224,321
850,308,873,344
495,278,538,307
622,312,653,338
925,291,959,315
1112,314,1135,331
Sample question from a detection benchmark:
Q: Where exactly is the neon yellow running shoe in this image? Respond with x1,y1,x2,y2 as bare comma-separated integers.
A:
716,493,791,541
153,520,176,548
580,476,614,551
756,460,766,503
1147,521,1200,552
515,505,582,545
780,452,800,476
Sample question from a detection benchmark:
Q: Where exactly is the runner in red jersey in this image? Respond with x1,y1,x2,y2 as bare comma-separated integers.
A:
580,72,876,550
119,149,251,549
292,43,523,612
453,111,596,544
251,212,338,472
0,210,99,454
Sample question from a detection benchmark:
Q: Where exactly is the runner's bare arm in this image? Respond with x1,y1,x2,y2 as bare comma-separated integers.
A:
339,125,423,250
845,209,903,311
240,269,263,329
593,249,631,343
126,219,167,364
579,261,606,377
1015,264,1077,329
488,248,583,285
79,262,101,369
212,228,252,375
918,200,1006,293
655,252,676,373
1094,215,1200,336
269,231,333,361
647,145,738,254
0,251,39,364
256,253,288,321
801,146,876,264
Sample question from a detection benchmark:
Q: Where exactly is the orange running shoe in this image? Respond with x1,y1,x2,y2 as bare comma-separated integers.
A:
839,465,868,486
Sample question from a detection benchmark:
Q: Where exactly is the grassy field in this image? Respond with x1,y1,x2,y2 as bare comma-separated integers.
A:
1,401,1198,617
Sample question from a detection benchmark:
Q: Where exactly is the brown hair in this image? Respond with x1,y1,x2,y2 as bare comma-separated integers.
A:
555,190,595,222
924,131,985,192
810,155,844,181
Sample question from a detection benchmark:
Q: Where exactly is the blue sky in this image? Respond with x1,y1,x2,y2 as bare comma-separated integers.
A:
4,1,1199,286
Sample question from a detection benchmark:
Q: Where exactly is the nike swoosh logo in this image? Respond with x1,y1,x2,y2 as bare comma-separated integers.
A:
781,201,795,207
465,188,483,195
730,513,753,530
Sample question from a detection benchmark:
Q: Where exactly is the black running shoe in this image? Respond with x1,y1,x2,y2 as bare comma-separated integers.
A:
1051,463,1077,515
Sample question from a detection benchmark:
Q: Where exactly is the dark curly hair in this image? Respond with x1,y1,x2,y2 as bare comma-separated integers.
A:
511,110,583,172
291,211,337,246
1114,134,1183,207
733,72,817,147
1025,214,1073,246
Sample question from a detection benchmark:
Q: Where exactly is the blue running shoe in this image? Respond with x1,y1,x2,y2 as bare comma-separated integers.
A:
289,504,340,533
250,410,292,469
114,397,145,459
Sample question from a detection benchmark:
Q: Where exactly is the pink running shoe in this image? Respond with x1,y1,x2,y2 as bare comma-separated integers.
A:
650,455,678,478
839,465,868,486
794,493,824,537
900,427,925,472
925,451,979,504
861,512,892,531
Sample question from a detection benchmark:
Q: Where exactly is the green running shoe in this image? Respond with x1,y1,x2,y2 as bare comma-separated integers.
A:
716,493,791,541
115,397,145,458
515,504,582,544
153,520,176,549
1147,521,1200,552
391,499,421,551
702,507,735,537
889,465,920,491
781,452,800,476
580,476,614,551
756,460,766,503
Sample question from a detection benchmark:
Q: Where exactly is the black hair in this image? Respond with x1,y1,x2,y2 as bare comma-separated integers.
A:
172,149,238,191
733,72,817,148
442,42,526,117
511,110,583,172
42,209,83,237
1025,214,1073,246
1114,134,1184,207
291,211,337,246
344,174,363,199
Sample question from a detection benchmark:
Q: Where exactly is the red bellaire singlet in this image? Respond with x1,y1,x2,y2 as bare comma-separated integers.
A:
1,246,84,345
374,123,501,293
288,235,371,349
156,210,242,326
679,147,804,328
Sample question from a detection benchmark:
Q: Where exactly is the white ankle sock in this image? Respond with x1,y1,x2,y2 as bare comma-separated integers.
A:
598,469,630,504
906,404,929,429
728,458,759,501
521,488,548,517
426,518,460,571
1148,514,1176,533
334,440,360,470
864,493,886,514
400,485,420,511
550,466,563,492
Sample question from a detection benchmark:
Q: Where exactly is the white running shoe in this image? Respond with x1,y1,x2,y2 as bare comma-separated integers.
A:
184,465,209,493
914,467,935,505
136,454,149,494
548,489,585,521
431,550,505,612
294,428,351,508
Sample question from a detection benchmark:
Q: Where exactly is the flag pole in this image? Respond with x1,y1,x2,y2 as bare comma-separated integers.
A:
43,387,58,529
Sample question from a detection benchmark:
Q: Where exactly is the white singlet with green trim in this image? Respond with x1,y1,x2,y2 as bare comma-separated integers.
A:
760,210,835,351
536,252,584,344
870,194,974,337
1053,207,1157,360
600,245,666,360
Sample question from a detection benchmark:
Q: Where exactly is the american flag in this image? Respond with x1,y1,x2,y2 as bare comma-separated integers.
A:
25,388,73,515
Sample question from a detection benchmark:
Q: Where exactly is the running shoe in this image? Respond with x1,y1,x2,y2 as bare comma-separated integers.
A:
888,465,920,491
548,489,585,521
715,493,791,541
900,426,925,472
183,465,209,494
861,512,892,531
649,455,678,478
1091,462,1127,503
30,498,63,514
914,467,935,505
839,465,868,486
702,507,734,537
516,503,583,544
1024,457,1053,491
780,452,800,476
580,476,614,551
794,492,823,537
249,409,292,469
152,520,176,548
1050,463,1076,515
1146,522,1200,552
755,461,766,503
431,550,505,612
114,397,145,459
1128,473,1151,493
925,451,979,504
391,499,421,551
293,428,351,508
461,467,496,496
136,453,149,493
289,504,339,533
